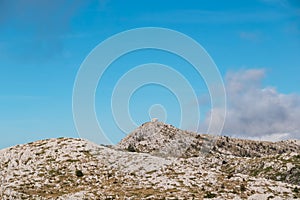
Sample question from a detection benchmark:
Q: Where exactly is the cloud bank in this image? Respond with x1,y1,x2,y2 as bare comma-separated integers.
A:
205,69,300,141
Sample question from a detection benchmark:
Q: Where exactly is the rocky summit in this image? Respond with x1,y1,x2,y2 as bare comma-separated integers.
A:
0,121,299,199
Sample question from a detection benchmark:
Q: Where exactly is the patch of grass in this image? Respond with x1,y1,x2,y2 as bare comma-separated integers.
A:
294,154,300,159
264,166,273,173
35,150,46,156
145,170,157,174
231,189,238,194
47,158,56,162
49,169,60,176
204,191,217,198
250,169,260,177
65,159,79,162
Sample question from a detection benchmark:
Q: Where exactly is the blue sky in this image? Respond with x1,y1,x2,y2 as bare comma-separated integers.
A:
1,0,300,148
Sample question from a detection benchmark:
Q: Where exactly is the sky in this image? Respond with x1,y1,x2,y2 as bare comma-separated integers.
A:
0,0,300,149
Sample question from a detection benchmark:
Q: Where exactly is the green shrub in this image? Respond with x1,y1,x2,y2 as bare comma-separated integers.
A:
227,173,233,179
75,169,84,177
240,184,246,192
127,144,136,152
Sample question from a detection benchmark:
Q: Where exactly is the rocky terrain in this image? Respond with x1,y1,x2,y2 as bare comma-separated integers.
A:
0,120,299,199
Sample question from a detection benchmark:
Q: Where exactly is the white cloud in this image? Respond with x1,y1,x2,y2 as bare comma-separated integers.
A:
203,69,300,141
245,132,291,142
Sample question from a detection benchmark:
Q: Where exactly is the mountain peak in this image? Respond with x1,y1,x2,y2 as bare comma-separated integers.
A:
116,120,202,157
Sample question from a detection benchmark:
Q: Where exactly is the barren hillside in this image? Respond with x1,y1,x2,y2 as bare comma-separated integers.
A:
0,121,299,199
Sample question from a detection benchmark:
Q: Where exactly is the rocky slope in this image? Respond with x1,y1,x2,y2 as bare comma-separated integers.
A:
117,120,299,158
0,120,299,199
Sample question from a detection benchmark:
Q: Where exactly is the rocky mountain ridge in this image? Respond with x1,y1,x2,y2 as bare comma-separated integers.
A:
117,120,299,158
0,121,299,199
